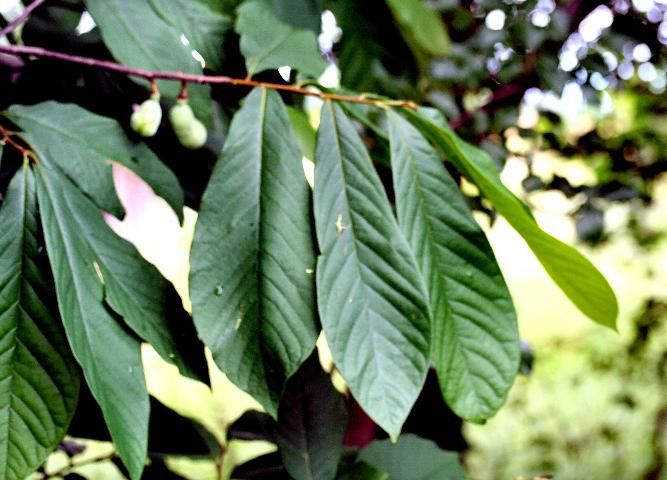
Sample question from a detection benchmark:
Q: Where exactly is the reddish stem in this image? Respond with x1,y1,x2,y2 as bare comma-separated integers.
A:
0,44,418,109
0,0,47,38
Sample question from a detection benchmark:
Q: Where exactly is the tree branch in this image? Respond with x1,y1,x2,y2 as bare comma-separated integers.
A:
0,43,418,109
0,0,48,38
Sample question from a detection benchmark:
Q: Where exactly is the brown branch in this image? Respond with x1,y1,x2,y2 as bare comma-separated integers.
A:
0,0,48,38
0,43,419,109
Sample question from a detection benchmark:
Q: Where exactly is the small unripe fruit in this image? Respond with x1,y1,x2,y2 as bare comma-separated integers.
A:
130,98,162,137
177,118,207,149
169,101,196,131
169,100,207,149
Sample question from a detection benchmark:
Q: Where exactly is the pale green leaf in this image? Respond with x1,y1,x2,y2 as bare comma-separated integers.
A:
0,166,80,480
385,0,450,57
314,102,431,439
235,0,327,77
190,88,317,415
388,111,519,422
404,108,618,330
276,354,347,480
83,0,211,122
359,435,467,480
148,0,232,71
6,102,184,221
35,164,149,480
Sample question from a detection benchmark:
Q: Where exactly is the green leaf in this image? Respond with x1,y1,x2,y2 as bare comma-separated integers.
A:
359,435,467,480
35,164,149,480
276,354,347,480
0,166,80,480
387,111,519,422
235,0,327,77
337,461,389,480
5,102,184,221
190,88,317,415
404,108,618,330
148,0,232,71
314,102,431,439
269,0,321,31
82,0,211,122
385,0,450,57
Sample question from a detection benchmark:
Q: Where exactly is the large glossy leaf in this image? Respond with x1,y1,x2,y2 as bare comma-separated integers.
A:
235,0,327,77
313,102,431,439
404,108,618,330
82,0,211,121
148,0,231,71
190,88,317,415
387,111,519,422
6,102,184,220
0,166,80,480
384,0,450,57
276,354,347,480
35,164,149,480
359,435,466,480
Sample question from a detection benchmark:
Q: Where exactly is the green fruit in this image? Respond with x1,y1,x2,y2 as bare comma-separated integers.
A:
130,98,162,137
169,101,207,149
177,119,207,149
169,101,196,132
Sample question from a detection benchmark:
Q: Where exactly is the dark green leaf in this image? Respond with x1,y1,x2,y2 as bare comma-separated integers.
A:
82,0,211,122
359,435,466,480
190,88,317,415
387,111,519,422
337,461,389,480
276,354,347,480
147,396,219,456
384,0,450,57
148,0,232,71
6,102,184,221
0,166,80,480
35,164,149,480
235,0,327,77
313,102,430,439
404,108,618,330
228,410,277,442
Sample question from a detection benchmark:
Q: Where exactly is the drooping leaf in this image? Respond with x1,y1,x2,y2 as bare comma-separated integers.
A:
384,0,450,57
35,163,149,480
0,166,80,480
148,0,232,71
235,0,327,77
314,102,431,439
404,108,618,330
359,435,467,480
190,88,318,415
82,0,211,122
276,354,347,480
387,111,519,422
6,102,184,221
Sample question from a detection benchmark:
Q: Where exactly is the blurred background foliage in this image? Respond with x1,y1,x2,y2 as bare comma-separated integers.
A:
3,0,667,478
